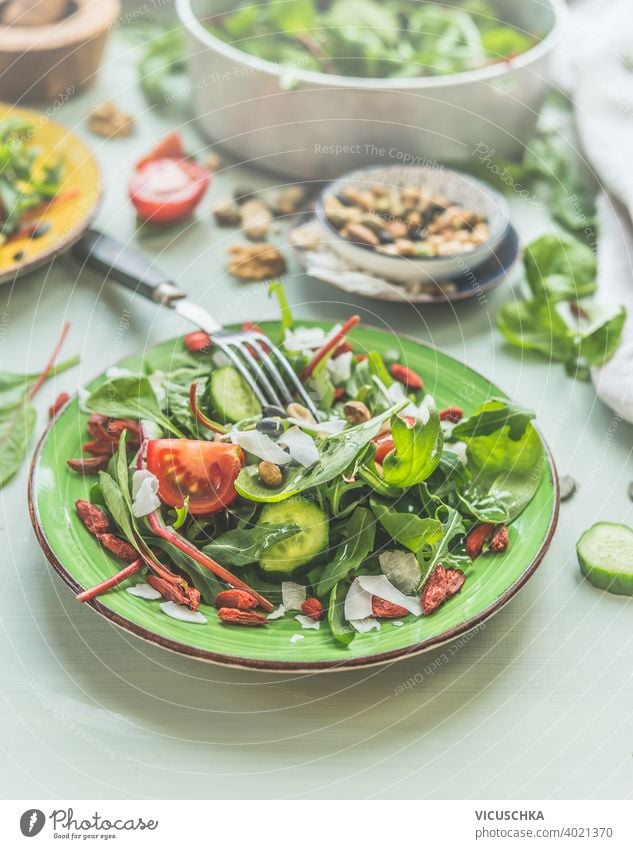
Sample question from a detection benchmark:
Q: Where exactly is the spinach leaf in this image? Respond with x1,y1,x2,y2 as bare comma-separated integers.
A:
317,507,375,597
497,299,577,361
425,449,471,500
328,581,355,647
0,399,36,486
370,496,442,554
457,489,509,524
87,376,183,436
202,523,301,568
452,399,535,442
524,234,597,302
236,402,405,502
576,304,627,366
382,402,442,488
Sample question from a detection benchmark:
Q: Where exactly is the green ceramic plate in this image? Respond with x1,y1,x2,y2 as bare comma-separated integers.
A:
29,322,559,672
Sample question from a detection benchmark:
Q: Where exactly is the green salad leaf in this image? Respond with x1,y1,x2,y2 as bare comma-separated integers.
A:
370,497,442,554
328,581,355,647
382,402,442,488
317,507,375,597
0,399,36,487
452,398,535,442
418,504,467,587
87,375,183,437
202,523,302,568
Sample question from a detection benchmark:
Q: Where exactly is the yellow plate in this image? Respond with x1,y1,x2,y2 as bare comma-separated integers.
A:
0,103,102,284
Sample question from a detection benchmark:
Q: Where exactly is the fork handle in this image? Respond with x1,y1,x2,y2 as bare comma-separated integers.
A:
72,229,186,305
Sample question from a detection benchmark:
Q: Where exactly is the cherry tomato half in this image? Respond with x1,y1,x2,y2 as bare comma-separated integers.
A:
129,158,210,225
135,131,186,170
146,439,243,516
372,416,415,464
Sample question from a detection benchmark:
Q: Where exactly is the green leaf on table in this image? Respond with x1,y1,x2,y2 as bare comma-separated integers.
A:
524,234,597,302
0,398,36,486
382,401,443,488
235,402,406,503
317,507,375,597
328,581,355,647
86,376,183,436
496,299,577,361
576,303,626,366
202,523,301,568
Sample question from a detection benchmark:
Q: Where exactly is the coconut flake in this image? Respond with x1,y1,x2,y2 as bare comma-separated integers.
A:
344,580,373,621
283,326,327,351
295,614,320,630
148,370,166,404
392,620,404,627
280,426,318,466
230,430,291,465
350,617,381,633
126,583,162,600
282,582,306,611
106,366,134,380
140,419,162,440
160,601,207,624
327,350,353,384
290,634,305,644
78,387,91,413
131,470,161,517
267,604,286,620
356,574,422,617
379,550,420,595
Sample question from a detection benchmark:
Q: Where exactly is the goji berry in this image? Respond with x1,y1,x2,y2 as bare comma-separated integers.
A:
218,608,267,626
333,386,346,402
371,597,408,619
490,525,509,553
355,354,369,362
421,565,466,615
389,363,424,390
106,419,142,444
83,439,117,457
75,500,109,535
333,340,353,358
147,575,189,606
97,534,138,563
301,598,324,621
67,456,110,475
215,589,258,611
48,392,69,419
184,330,212,352
86,413,111,441
465,522,496,559
439,406,464,424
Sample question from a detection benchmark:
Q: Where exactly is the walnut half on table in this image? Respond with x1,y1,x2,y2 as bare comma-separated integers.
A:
227,243,286,281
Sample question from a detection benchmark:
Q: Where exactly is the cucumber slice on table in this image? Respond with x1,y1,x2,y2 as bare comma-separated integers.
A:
207,366,261,423
259,497,329,578
577,522,633,596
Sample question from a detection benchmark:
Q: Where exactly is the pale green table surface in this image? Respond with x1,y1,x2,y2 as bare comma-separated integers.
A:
1,33,632,801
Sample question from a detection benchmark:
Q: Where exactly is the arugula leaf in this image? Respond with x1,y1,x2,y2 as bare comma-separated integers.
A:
236,401,406,502
268,280,293,331
328,581,355,647
524,235,597,302
98,471,138,546
0,399,36,486
370,496,442,554
418,504,467,587
87,376,183,436
202,523,301,568
382,402,442,488
317,507,375,597
151,538,224,604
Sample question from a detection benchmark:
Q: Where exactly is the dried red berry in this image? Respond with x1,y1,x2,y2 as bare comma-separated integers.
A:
106,419,142,444
421,565,466,615
218,608,267,626
83,439,118,457
465,523,496,559
355,354,369,362
146,575,189,606
86,413,111,441
333,340,353,358
97,533,138,563
490,525,509,553
75,500,109,535
439,406,464,424
333,386,346,402
184,330,212,352
48,392,69,419
67,456,110,475
215,589,258,611
371,597,408,619
301,598,324,621
389,363,423,390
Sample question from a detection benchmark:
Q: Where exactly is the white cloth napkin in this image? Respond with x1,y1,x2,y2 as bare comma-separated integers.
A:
552,0,633,421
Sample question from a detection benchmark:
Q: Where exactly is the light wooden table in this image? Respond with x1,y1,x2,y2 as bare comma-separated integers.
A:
1,33,631,801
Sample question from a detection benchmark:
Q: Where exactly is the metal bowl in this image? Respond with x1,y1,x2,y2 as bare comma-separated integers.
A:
177,0,566,180
315,163,510,284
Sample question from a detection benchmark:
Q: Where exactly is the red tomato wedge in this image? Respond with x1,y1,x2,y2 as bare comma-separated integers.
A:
135,131,187,170
372,415,415,464
129,158,210,225
146,439,243,516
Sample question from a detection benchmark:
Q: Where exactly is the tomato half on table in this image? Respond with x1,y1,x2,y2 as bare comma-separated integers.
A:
372,415,415,464
146,439,243,515
129,158,210,225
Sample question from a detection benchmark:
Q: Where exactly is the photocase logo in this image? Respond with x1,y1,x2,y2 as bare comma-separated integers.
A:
19,810,45,837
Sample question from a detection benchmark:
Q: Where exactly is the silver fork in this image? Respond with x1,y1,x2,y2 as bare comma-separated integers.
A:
72,229,319,418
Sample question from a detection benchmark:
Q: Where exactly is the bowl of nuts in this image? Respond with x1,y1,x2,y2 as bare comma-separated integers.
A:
315,164,510,285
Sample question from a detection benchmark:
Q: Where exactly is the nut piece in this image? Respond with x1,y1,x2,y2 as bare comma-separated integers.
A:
287,402,316,424
227,243,286,281
87,101,134,139
241,199,272,241
258,460,284,489
267,185,305,216
343,222,380,247
343,400,371,424
202,151,222,172
213,199,242,227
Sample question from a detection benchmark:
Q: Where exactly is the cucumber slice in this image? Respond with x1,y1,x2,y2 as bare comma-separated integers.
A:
577,522,633,596
207,366,261,423
259,497,329,577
